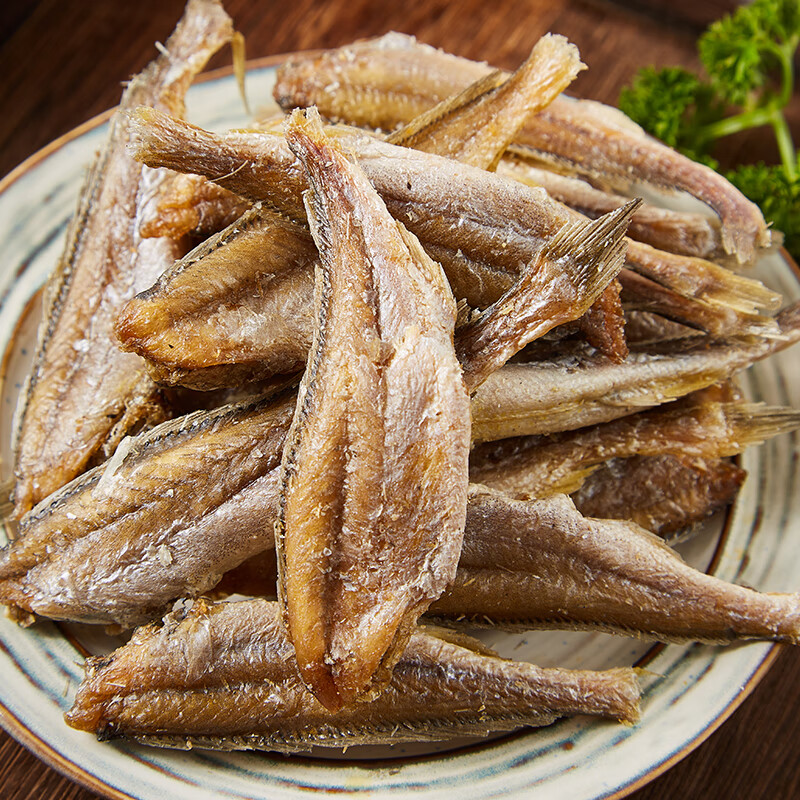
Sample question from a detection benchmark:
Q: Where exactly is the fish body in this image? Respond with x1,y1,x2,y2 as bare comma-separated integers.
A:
430,488,800,643
277,110,470,710
470,302,800,443
469,398,800,497
116,205,317,389
65,598,641,749
12,0,233,517
0,391,292,628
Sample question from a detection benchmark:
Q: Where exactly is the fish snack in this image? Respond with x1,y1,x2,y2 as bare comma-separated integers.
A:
2,0,800,767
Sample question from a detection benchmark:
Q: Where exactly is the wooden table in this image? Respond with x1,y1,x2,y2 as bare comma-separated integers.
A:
1,1,798,797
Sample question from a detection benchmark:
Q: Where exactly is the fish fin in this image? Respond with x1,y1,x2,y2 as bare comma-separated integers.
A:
387,69,507,147
727,403,800,449
541,198,640,307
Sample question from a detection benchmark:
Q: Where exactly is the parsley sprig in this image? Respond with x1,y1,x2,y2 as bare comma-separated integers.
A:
619,0,800,256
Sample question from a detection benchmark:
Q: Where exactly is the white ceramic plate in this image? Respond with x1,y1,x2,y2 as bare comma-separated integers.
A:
0,62,799,800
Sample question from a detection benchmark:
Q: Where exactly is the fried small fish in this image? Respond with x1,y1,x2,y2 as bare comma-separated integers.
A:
116,205,317,390
277,109,470,710
430,488,800,643
469,398,800,497
11,0,233,517
470,301,800,443
65,598,641,750
128,108,778,340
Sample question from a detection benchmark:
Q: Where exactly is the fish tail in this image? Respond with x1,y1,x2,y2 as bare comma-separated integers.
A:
727,404,800,449
545,198,640,303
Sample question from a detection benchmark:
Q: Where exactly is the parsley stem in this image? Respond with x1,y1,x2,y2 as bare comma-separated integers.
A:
771,110,797,181
699,107,776,142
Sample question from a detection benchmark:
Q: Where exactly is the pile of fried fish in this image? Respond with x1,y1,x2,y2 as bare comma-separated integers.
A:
3,0,800,751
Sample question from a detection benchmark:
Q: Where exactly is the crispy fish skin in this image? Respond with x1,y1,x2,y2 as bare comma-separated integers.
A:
273,32,769,263
116,205,317,390
469,399,800,497
470,301,800,443
65,599,640,749
278,110,470,711
11,0,233,517
571,454,746,538
430,488,800,643
0,391,293,628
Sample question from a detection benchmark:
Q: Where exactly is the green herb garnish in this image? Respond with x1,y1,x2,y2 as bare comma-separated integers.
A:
619,0,800,256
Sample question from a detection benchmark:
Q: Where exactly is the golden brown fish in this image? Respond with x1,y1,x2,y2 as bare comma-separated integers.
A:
0,390,293,628
116,205,317,390
65,598,641,749
430,488,800,643
272,32,770,263
11,0,233,518
470,301,800,443
128,108,780,343
5,306,799,630
117,196,633,391
277,109,470,711
469,398,800,497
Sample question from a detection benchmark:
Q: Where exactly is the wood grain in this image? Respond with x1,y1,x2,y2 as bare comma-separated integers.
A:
1,1,799,798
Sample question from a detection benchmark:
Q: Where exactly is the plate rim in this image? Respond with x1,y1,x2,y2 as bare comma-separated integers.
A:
0,56,797,800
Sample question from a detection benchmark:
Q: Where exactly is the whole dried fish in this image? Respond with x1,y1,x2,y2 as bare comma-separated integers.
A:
469,398,800,497
65,599,641,749
11,0,233,517
272,32,769,263
118,195,633,392
5,307,799,630
0,390,293,628
470,301,800,443
430,488,800,643
116,205,317,390
277,109,470,710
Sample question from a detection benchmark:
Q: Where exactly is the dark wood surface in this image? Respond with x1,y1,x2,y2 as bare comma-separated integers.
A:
1,1,799,797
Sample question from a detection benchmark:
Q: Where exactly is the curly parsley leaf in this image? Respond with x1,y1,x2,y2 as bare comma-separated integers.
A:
728,162,800,255
618,67,722,166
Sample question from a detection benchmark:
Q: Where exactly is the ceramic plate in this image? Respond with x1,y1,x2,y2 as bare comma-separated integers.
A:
0,61,798,800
